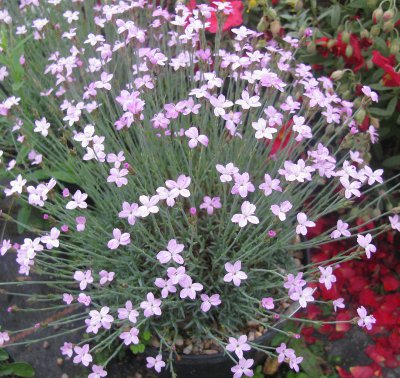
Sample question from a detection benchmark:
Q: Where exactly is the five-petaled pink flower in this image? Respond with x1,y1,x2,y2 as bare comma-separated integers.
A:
120,327,140,345
295,212,316,236
74,270,93,290
216,162,239,182
200,294,221,312
330,219,351,239
146,354,166,373
226,335,251,359
185,127,209,148
357,306,376,330
156,239,185,264
118,301,139,323
140,292,162,317
0,331,10,346
66,190,88,210
73,344,92,366
179,276,203,300
223,261,248,287
231,201,259,227
290,287,314,308
318,266,336,290
99,270,115,285
357,233,376,259
271,201,292,221
200,196,221,215
231,173,255,198
88,365,107,378
231,358,254,378
261,297,275,310
107,228,131,250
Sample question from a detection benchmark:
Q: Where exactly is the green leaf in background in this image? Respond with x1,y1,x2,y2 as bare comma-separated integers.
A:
17,204,32,234
130,343,145,354
373,36,389,54
0,365,13,377
142,330,152,342
290,340,324,378
330,5,341,29
382,155,400,169
6,362,35,377
0,349,9,362
348,0,372,10
370,97,397,118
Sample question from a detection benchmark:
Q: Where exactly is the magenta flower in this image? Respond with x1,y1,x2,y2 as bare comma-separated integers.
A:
200,294,221,312
140,292,162,317
146,354,166,373
117,301,139,323
73,344,92,366
226,335,251,359
318,266,336,290
261,297,274,310
200,196,221,215
357,233,376,259
120,327,139,345
295,213,316,236
179,276,203,300
357,306,376,330
157,239,185,264
74,270,93,290
185,126,209,148
230,358,254,378
88,365,107,378
107,228,131,250
223,261,248,287
99,270,115,285
270,201,292,221
231,201,259,228
231,173,255,198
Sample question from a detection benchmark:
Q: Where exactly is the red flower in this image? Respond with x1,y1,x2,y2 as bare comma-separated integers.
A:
371,50,400,87
331,33,365,72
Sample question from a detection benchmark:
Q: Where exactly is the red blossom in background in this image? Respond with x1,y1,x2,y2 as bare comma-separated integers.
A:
371,51,400,87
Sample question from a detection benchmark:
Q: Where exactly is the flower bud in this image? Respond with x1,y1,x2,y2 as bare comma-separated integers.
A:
366,59,374,70
360,29,369,39
382,20,394,33
266,8,277,20
370,117,380,129
355,109,366,124
372,8,383,23
294,0,304,11
345,45,353,58
390,39,400,55
327,39,336,49
330,70,344,80
341,31,351,44
383,9,395,21
270,20,281,36
257,17,269,33
370,25,380,36
307,41,316,54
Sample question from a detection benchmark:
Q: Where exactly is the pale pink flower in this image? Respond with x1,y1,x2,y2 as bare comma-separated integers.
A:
290,287,314,308
118,301,139,323
157,239,185,264
200,196,221,215
107,228,131,250
165,175,191,197
333,298,345,312
389,214,400,232
140,292,162,317
4,175,26,196
357,306,376,330
200,294,221,312
231,358,254,378
88,365,107,378
107,167,129,187
340,177,361,199
179,276,203,300
73,344,92,366
216,163,239,182
146,355,166,373
223,261,248,287
0,331,10,346
361,86,378,102
235,90,261,110
259,174,282,196
318,266,336,290
99,270,115,285
0,239,12,256
74,270,93,290
118,202,140,225
226,335,251,359
66,190,88,210
138,195,159,217
185,127,209,148
75,216,86,232
120,327,139,345
209,94,233,116
357,233,376,259
60,342,73,358
34,117,50,137
88,306,114,331
251,118,277,140
270,201,292,221
261,297,274,310
154,277,177,298
330,220,351,239
231,173,255,198
77,293,91,306
41,227,60,249
156,186,179,207
295,213,316,236
231,201,259,228
63,293,74,305
167,266,187,285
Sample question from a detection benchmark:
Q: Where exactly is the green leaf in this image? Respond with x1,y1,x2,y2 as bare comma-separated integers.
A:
369,97,397,118
330,5,341,29
26,169,77,184
7,362,35,377
382,155,400,169
348,0,371,9
373,36,389,54
142,330,151,342
17,204,32,234
0,349,9,361
130,343,145,354
0,365,13,376
16,144,31,164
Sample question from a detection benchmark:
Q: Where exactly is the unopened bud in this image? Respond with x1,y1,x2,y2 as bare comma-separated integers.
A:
266,8,277,20
383,9,395,21
382,20,394,33
307,41,316,54
341,31,351,44
366,59,374,70
345,45,353,58
355,109,366,124
370,117,380,129
257,17,269,33
327,39,336,49
390,40,400,55
360,29,369,39
331,70,345,80
372,8,383,23
270,20,281,35
370,25,381,36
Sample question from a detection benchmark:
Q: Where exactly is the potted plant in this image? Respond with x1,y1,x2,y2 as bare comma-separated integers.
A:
0,1,397,377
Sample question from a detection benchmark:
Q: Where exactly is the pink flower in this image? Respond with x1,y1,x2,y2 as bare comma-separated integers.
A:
235,90,261,110
74,270,93,290
118,202,140,225
107,167,129,187
231,358,254,378
179,276,203,300
209,94,233,116
259,174,282,196
231,173,255,198
120,327,139,345
185,127,209,148
231,201,259,228
140,292,162,317
34,117,50,137
40,227,60,249
200,196,221,215
261,297,274,310
138,195,159,217
66,190,88,210
271,201,292,221
361,85,378,102
333,298,345,312
295,213,316,236
357,306,376,330
77,293,91,306
60,342,73,358
330,220,351,239
389,214,400,232
88,306,114,331
200,294,221,312
340,177,361,199
75,216,86,232
118,301,139,323
276,343,293,363
88,365,107,378
157,239,185,264
0,331,10,346
165,175,191,198
63,293,74,305
318,266,336,290
167,266,187,285
0,239,11,256
226,335,251,359
251,118,277,140
99,270,115,285
154,277,177,298
146,354,166,373
357,233,376,259
216,162,239,182
107,228,131,250
290,287,314,308
73,344,92,366
223,261,247,286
